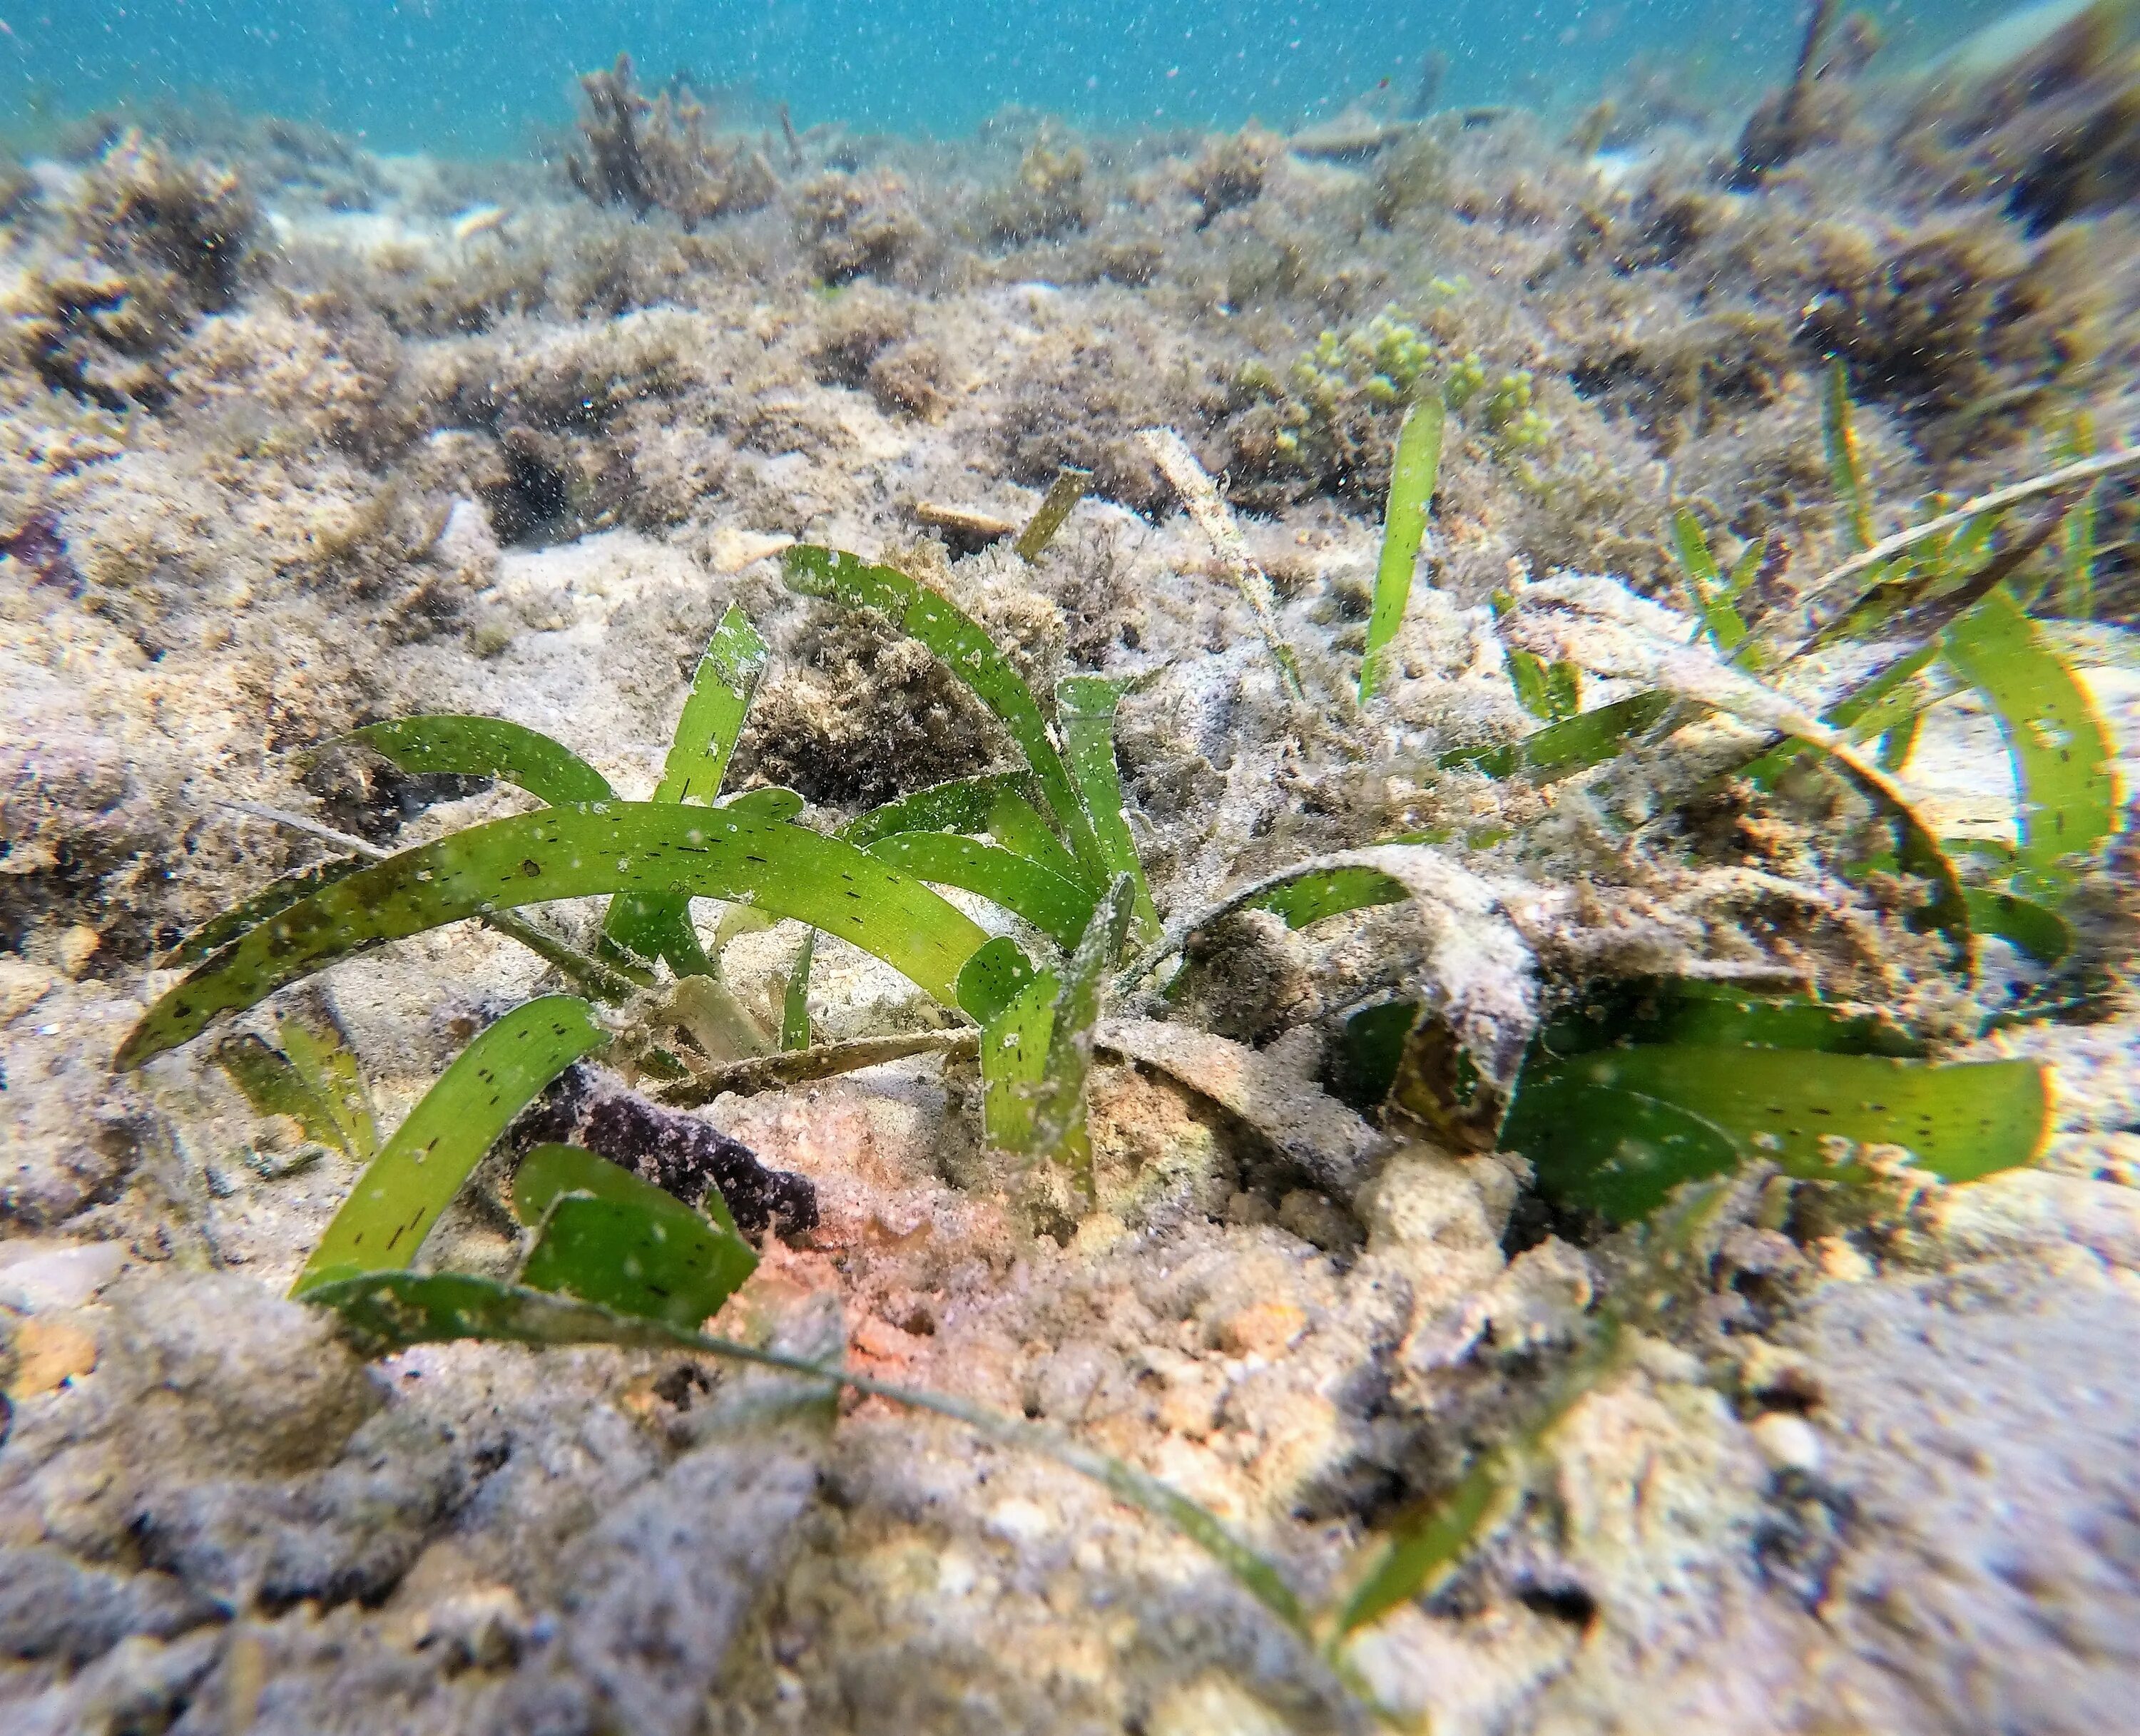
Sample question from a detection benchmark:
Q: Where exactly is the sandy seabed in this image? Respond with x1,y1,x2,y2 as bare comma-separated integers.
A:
4,25,2140,1735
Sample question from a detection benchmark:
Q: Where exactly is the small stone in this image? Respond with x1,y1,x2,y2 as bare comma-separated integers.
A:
8,1314,100,1397
57,924,102,979
1208,1296,1305,1360
0,1239,128,1312
0,957,59,1025
1751,1411,1824,1475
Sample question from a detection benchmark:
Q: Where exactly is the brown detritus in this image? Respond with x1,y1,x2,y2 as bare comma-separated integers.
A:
1369,128,1454,230
792,170,928,285
1902,3,2140,236
975,130,1098,246
12,129,254,408
1798,219,2099,441
564,53,778,230
1733,0,1850,188
728,606,1003,810
1183,126,1278,228
509,1062,817,1243
1570,310,1793,453
1167,908,1320,1047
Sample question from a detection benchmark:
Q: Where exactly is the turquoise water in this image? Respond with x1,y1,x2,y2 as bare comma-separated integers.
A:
4,1,2032,155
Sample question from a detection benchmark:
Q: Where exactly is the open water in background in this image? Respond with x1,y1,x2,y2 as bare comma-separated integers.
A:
1,1,2043,155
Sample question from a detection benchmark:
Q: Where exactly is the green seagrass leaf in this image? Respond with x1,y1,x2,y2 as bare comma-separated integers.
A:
1503,1043,2049,1223
511,1143,754,1329
955,935,1040,1027
278,1017,378,1160
212,1033,351,1158
982,966,1059,1153
512,1138,738,1235
783,545,1104,875
1056,675,1158,939
1361,396,1444,703
1440,691,1674,784
165,855,370,969
118,806,1018,1066
292,996,607,1294
865,832,1098,950
656,605,768,807
838,773,1040,849
519,1193,757,1330
606,605,770,971
1941,584,2116,903
1964,887,2074,964
1245,865,1407,930
338,715,613,806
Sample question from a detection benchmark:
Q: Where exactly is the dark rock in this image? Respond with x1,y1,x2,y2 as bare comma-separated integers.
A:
510,1064,817,1242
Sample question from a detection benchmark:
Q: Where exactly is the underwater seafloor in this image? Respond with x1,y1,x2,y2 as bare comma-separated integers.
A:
4,9,2140,1735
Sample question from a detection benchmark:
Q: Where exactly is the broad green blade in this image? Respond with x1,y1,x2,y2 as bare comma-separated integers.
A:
513,1137,738,1235
1361,397,1444,701
1542,658,1581,720
1534,979,1925,1059
513,1145,755,1329
212,1033,353,1157
606,606,770,971
1941,584,2116,902
1056,676,1160,941
119,807,1019,1066
1024,877,1136,1194
721,786,805,822
313,1270,718,1358
1506,648,1556,720
982,965,1059,1153
839,773,1040,849
519,1194,756,1329
866,831,1099,950
1672,506,1719,608
845,775,1085,888
1440,691,1674,783
1671,509,1748,653
338,715,613,807
1327,999,1420,1110
1964,887,2073,964
292,996,606,1293
1877,711,1922,773
955,933,1042,1026
1726,537,1766,598
783,545,1104,876
165,855,370,968
1503,1043,2049,1222
1828,644,1940,743
655,605,768,805
781,929,815,1051
984,787,1088,887
1335,1452,1507,1637
1013,464,1093,562
1246,864,1407,930
1823,356,1875,553
279,1017,378,1160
